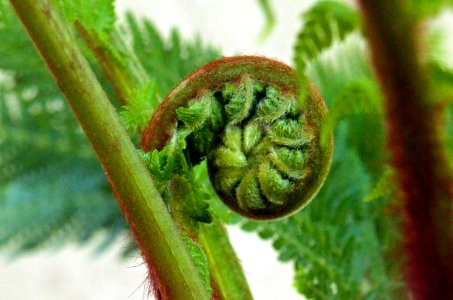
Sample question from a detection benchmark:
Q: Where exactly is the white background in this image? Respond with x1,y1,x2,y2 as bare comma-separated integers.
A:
0,1,314,299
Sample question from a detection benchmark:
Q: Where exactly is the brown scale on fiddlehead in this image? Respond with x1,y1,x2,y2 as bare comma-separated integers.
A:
142,56,333,220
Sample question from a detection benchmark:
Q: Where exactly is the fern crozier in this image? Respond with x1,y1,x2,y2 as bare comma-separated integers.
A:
142,56,333,219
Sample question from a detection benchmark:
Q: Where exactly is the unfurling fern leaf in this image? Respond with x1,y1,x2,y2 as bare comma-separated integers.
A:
140,56,333,220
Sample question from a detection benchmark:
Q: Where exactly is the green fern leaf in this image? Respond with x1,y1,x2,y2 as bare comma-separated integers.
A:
125,13,220,95
120,79,160,133
0,158,126,255
294,1,359,71
54,0,115,36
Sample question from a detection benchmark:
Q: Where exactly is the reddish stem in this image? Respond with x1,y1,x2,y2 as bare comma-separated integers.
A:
358,1,453,299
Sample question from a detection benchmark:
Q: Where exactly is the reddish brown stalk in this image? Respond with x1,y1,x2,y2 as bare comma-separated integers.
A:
357,1,453,299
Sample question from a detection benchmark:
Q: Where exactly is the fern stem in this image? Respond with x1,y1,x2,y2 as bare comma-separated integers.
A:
357,0,453,298
8,1,209,299
198,222,254,300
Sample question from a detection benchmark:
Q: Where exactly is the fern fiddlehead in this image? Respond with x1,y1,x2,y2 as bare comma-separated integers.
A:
142,56,333,220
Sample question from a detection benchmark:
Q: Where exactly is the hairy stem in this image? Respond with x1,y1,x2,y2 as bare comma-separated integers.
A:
357,0,453,298
199,222,254,300
9,1,209,299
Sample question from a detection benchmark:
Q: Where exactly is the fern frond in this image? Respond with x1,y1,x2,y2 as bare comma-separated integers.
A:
0,158,126,255
232,28,400,298
294,0,359,71
125,13,220,96
120,79,160,133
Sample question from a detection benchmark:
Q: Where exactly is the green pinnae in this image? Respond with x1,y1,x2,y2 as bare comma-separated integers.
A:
222,125,243,151
258,161,293,205
213,147,247,168
236,171,266,210
221,82,235,102
207,99,224,131
176,94,212,130
214,168,243,197
268,117,313,147
270,147,307,179
243,120,264,154
257,86,291,122
225,75,256,124
287,98,299,117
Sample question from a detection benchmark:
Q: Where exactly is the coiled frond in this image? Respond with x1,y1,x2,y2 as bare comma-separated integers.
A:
142,56,333,219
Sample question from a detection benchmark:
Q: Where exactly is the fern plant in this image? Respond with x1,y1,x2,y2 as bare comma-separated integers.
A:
1,0,453,299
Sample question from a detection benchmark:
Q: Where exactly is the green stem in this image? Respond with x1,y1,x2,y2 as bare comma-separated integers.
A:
199,221,254,300
166,175,254,299
9,1,209,299
357,0,453,298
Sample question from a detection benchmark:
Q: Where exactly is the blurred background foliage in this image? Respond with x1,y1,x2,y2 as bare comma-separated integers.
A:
1,0,452,299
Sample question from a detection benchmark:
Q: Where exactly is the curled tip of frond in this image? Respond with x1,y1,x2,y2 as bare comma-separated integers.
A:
142,56,333,220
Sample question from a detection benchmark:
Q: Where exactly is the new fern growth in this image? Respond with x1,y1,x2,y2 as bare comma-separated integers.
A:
141,56,333,219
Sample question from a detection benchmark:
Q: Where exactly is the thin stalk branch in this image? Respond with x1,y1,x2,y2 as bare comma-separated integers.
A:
166,182,254,299
357,1,453,299
199,222,254,300
9,1,209,299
